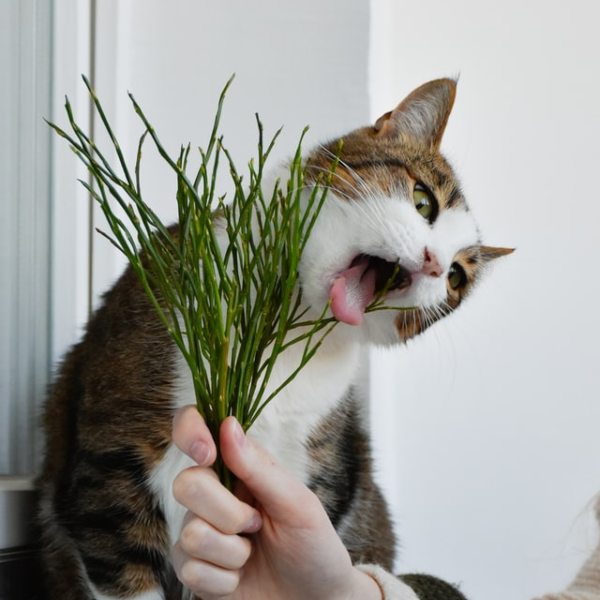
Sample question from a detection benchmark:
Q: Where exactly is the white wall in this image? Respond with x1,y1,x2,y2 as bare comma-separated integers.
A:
0,0,52,476
369,1,600,598
86,0,370,309
51,0,95,374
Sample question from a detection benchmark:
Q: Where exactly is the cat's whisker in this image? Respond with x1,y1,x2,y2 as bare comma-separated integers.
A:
415,309,422,334
431,301,460,387
323,184,385,237
308,157,369,198
323,152,393,229
421,306,434,331
319,149,396,229
306,163,385,235
317,145,376,197
419,306,432,333
315,147,394,233
434,301,445,318
426,307,449,381
337,171,408,252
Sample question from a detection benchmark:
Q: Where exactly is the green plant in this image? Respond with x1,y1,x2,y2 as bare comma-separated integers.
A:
48,76,406,484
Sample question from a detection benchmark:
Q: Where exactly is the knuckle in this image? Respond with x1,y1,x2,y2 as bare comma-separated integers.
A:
228,507,253,534
172,471,192,504
223,569,241,594
172,405,197,439
223,537,252,570
172,468,202,506
178,560,202,592
238,536,252,564
180,519,210,555
178,560,240,597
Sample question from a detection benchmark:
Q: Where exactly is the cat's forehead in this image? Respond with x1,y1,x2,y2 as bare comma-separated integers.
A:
311,129,466,211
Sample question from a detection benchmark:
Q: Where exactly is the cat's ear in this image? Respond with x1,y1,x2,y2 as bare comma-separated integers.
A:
374,78,457,149
480,246,515,262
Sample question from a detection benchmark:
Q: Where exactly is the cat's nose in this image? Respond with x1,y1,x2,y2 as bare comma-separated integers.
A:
422,248,442,278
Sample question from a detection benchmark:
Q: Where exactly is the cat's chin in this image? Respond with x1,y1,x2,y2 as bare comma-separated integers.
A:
359,310,407,347
360,284,449,346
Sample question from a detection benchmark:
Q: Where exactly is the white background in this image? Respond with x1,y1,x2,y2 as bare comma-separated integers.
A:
84,0,370,308
369,1,600,599
0,0,52,476
16,0,599,598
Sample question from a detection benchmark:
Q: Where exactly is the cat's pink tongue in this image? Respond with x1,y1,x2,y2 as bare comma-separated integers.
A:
329,256,376,325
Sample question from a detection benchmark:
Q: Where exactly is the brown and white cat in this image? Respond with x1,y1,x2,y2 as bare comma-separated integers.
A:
38,78,511,600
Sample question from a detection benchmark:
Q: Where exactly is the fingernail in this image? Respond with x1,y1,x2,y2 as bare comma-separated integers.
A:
190,441,211,465
233,420,246,448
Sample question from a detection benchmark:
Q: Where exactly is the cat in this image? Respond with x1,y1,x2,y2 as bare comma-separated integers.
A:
37,78,512,600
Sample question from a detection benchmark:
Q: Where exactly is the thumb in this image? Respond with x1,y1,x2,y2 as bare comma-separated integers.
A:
219,417,316,524
172,405,217,467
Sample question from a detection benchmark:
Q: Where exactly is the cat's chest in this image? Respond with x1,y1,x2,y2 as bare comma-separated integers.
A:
246,339,361,481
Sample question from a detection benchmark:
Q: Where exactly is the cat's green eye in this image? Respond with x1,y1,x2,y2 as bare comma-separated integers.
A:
448,262,467,290
413,183,438,224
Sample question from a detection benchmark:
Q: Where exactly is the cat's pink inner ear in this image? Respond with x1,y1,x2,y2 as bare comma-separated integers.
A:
373,110,394,136
374,78,457,148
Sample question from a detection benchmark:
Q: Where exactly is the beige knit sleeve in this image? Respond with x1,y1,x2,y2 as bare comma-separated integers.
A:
534,497,600,600
355,564,420,599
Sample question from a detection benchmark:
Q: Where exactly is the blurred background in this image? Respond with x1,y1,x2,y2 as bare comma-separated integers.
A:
1,1,599,598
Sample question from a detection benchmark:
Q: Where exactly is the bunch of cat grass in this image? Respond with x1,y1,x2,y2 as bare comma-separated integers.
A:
49,76,398,482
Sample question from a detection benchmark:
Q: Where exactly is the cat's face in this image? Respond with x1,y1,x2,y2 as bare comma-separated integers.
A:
300,78,512,346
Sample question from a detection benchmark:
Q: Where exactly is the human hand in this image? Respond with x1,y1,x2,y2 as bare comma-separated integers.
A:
170,406,382,600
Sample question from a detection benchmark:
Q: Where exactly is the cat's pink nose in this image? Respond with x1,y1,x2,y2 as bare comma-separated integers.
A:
422,248,442,278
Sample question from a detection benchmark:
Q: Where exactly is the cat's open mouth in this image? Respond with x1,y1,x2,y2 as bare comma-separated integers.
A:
329,254,412,326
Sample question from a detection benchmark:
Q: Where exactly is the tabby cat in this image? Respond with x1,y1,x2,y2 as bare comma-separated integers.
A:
38,78,511,599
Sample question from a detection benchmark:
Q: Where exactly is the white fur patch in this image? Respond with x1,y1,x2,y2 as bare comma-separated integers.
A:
83,567,165,600
149,442,196,548
431,207,479,269
148,356,198,549
248,333,360,479
87,583,164,600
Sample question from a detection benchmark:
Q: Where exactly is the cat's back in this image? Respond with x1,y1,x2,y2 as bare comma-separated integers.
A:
41,263,175,485
38,264,178,598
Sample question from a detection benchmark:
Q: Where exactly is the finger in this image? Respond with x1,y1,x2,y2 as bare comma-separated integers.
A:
179,512,252,570
172,405,217,467
173,465,262,535
219,417,320,524
171,542,240,598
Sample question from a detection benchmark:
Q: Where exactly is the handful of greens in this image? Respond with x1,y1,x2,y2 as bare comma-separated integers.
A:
49,76,398,483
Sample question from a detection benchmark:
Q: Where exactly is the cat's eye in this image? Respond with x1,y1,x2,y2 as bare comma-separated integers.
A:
413,183,438,224
448,262,467,290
